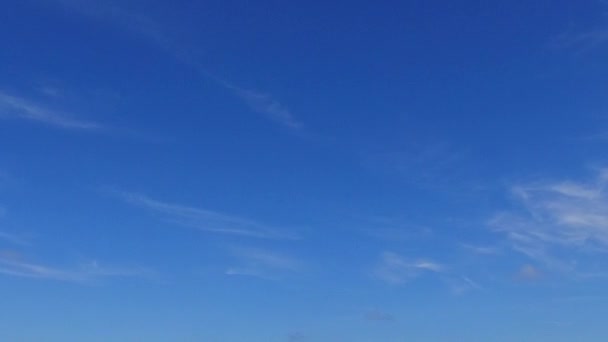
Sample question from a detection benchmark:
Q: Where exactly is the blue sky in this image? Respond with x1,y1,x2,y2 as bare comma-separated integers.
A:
1,0,608,341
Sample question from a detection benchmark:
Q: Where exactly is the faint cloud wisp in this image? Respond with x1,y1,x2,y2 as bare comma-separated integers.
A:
0,91,102,130
222,83,304,130
374,251,444,285
115,190,300,240
0,251,151,282
225,247,302,280
491,168,608,271
48,0,305,132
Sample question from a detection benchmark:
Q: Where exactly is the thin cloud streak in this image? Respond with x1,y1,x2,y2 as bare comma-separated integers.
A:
374,251,444,285
373,251,481,294
221,82,304,130
0,91,103,130
49,0,304,131
0,259,77,281
0,254,151,282
445,276,483,295
116,191,299,240
460,244,501,255
225,247,302,280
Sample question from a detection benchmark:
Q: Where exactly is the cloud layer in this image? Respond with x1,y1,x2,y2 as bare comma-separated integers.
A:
491,168,608,271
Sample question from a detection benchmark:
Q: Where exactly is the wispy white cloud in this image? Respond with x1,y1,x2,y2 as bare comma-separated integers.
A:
0,256,77,281
225,247,302,279
442,275,483,295
221,83,304,130
373,251,481,294
460,244,501,255
48,0,305,132
491,168,608,271
549,182,602,200
115,191,299,240
0,91,102,130
0,251,151,282
373,251,444,285
78,259,154,279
